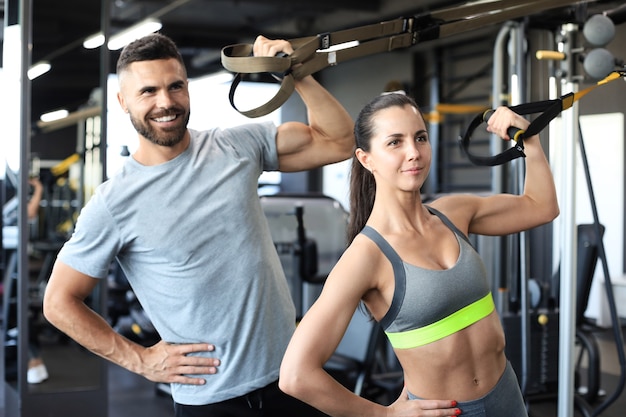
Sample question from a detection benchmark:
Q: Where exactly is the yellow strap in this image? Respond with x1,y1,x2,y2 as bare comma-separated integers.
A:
50,153,80,177
385,293,495,349
569,71,625,109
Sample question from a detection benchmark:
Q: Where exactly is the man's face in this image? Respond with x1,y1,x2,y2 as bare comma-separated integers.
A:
117,58,190,147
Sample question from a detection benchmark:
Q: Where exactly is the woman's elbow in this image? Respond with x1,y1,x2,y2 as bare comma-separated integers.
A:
550,204,560,222
531,194,559,225
535,206,559,228
545,199,560,223
279,360,312,400
278,364,300,398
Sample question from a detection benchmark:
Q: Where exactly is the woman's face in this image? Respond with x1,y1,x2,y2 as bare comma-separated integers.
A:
359,104,431,192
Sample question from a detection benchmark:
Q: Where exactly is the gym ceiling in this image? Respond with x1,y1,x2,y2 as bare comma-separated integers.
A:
0,0,623,128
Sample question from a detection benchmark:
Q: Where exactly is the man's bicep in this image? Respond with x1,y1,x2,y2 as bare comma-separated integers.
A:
276,122,313,162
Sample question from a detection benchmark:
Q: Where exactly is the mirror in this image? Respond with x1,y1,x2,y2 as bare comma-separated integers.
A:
2,0,106,400
2,3,30,393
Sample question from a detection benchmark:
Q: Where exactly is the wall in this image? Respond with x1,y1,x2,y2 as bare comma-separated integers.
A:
319,50,415,210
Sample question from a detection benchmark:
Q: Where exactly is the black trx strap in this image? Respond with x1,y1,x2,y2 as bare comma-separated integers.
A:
459,71,626,166
221,0,587,118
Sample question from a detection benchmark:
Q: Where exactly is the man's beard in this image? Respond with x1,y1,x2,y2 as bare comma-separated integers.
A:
130,109,190,147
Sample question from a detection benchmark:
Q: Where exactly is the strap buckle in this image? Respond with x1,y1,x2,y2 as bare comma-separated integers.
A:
319,32,331,50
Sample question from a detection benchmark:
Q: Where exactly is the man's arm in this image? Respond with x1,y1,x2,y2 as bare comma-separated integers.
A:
252,36,355,172
43,260,220,384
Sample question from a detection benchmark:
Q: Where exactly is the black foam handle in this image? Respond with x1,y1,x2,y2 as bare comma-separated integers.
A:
483,109,525,141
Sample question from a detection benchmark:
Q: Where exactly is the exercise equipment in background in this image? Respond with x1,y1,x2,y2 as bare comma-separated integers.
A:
260,193,348,319
260,193,403,402
570,121,626,417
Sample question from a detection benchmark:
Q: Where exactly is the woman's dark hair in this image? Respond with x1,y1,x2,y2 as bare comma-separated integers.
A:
116,32,186,75
347,93,423,243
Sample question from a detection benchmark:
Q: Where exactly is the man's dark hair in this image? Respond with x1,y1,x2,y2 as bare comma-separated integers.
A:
116,32,186,75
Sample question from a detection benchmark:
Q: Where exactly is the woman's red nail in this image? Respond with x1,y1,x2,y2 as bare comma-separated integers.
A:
455,408,462,415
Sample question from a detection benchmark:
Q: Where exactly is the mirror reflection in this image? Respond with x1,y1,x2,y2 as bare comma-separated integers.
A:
2,155,103,393
2,168,48,386
1,0,104,394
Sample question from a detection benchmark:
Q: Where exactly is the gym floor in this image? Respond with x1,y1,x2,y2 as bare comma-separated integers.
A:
1,325,625,416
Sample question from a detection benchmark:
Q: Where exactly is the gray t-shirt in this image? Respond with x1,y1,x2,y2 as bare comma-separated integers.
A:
57,123,296,405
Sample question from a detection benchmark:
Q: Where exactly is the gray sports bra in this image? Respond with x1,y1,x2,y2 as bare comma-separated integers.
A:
360,206,494,349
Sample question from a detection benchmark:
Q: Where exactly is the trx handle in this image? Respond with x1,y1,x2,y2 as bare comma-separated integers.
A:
221,0,585,117
460,97,581,166
460,71,626,166
459,109,526,167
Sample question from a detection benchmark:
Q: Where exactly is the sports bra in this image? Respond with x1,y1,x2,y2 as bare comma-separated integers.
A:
360,206,494,349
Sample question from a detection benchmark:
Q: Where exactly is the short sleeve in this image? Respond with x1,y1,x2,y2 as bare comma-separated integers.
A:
56,191,123,278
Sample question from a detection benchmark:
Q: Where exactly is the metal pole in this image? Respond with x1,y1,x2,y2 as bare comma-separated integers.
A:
557,23,579,417
508,22,533,398
491,22,513,315
426,49,439,195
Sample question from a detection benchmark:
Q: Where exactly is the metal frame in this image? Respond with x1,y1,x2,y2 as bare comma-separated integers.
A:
3,1,109,415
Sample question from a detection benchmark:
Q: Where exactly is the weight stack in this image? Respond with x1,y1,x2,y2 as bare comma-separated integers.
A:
501,310,560,398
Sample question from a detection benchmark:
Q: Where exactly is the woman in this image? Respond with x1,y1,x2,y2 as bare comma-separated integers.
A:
279,93,559,417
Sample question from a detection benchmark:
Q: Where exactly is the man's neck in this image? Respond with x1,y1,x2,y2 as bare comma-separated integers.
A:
132,131,190,166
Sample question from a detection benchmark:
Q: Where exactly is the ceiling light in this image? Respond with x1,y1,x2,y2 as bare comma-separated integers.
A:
108,18,162,50
83,33,105,49
82,18,162,50
40,109,69,122
28,61,51,80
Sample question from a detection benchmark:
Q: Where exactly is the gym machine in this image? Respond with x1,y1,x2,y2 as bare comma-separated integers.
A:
542,9,626,417
459,6,626,417
260,193,348,318
260,193,403,403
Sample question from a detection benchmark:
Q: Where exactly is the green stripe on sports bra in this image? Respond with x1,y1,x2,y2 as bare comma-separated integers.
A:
385,293,495,349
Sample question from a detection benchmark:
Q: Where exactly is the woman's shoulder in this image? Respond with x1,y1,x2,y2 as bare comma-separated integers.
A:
429,192,479,208
322,232,392,298
343,232,390,270
428,194,483,225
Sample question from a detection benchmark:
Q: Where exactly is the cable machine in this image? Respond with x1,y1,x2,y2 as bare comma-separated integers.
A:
458,6,626,416
481,9,626,417
552,17,626,417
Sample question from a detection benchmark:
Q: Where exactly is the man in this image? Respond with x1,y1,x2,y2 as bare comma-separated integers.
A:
43,32,353,416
